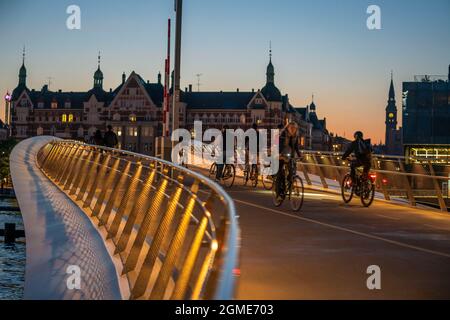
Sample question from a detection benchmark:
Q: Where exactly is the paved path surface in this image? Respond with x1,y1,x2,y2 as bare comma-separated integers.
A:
195,167,450,299
10,137,122,300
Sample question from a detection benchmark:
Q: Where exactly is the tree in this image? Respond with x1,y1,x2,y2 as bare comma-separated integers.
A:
0,139,18,184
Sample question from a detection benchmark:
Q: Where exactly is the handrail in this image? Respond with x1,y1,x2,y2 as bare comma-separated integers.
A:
35,139,240,300
191,141,449,212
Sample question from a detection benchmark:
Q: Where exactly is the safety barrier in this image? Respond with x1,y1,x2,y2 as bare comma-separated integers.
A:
189,141,449,212
36,140,240,300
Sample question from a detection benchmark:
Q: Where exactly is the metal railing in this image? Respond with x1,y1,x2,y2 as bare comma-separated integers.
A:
190,141,449,212
297,150,450,212
35,140,240,300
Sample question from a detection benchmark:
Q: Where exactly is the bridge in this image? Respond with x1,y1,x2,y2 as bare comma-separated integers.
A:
9,137,450,300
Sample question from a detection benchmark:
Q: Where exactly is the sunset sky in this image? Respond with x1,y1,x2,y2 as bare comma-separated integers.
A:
0,0,449,143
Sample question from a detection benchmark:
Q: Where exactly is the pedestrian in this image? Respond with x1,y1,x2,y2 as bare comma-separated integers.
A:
104,125,119,149
93,129,104,146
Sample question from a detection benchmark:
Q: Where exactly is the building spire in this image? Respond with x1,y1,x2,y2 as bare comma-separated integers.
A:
93,51,104,89
18,46,27,87
266,41,275,84
389,70,395,101
269,41,272,63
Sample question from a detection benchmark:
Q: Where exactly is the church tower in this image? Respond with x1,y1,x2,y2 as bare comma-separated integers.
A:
385,72,398,152
18,47,27,87
93,52,104,90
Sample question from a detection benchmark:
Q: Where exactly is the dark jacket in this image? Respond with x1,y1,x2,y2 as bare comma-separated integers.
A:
279,131,301,158
104,130,119,148
342,138,372,161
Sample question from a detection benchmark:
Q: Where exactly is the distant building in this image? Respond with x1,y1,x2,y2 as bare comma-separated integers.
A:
384,73,403,155
294,99,330,151
10,53,163,155
10,49,332,154
331,134,351,153
402,65,450,164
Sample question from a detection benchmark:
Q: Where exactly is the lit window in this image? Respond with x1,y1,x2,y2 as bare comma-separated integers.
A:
113,127,122,137
127,127,138,137
129,114,137,122
51,102,58,109
62,114,67,122
68,114,74,123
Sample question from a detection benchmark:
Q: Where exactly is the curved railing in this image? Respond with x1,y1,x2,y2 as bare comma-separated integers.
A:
35,140,240,300
190,141,449,212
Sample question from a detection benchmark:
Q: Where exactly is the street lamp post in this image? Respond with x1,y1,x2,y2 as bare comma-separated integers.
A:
172,0,183,133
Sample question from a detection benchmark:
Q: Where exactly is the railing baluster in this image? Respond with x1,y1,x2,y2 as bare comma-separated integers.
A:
428,161,448,212
92,158,121,217
76,152,102,201
114,169,158,254
171,215,208,300
147,181,199,300
312,154,328,189
398,159,416,207
127,177,184,297
84,154,111,210
98,161,132,227
107,164,143,239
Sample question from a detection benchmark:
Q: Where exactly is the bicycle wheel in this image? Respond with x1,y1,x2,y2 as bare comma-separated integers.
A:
209,163,217,179
262,175,274,190
271,176,284,207
251,166,258,188
290,176,304,212
360,179,375,207
223,165,236,188
341,174,354,203
242,165,250,186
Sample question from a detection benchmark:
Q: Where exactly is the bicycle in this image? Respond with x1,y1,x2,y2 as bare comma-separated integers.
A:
341,160,376,208
209,162,236,188
272,156,304,212
242,163,258,188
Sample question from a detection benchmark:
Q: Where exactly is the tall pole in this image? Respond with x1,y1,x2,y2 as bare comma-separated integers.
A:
172,0,183,133
163,19,171,137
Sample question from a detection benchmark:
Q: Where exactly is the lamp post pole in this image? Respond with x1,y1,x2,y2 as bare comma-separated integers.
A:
172,0,183,134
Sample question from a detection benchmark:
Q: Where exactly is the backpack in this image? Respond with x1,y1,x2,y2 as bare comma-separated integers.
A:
357,139,372,156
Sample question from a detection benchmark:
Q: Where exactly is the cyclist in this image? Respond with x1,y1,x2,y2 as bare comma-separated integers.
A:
276,122,302,200
341,131,372,183
216,125,230,181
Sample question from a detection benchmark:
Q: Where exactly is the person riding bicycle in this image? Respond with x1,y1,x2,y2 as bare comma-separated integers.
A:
276,122,302,199
342,131,372,183
216,125,230,181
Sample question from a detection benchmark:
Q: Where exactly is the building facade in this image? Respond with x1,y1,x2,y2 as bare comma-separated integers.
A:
402,65,450,164
10,52,331,154
10,55,164,155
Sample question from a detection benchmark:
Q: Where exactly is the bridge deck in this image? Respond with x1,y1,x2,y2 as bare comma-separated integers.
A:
10,137,122,300
195,167,450,299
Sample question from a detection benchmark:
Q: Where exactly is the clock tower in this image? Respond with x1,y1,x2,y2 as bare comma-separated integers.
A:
385,72,398,153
